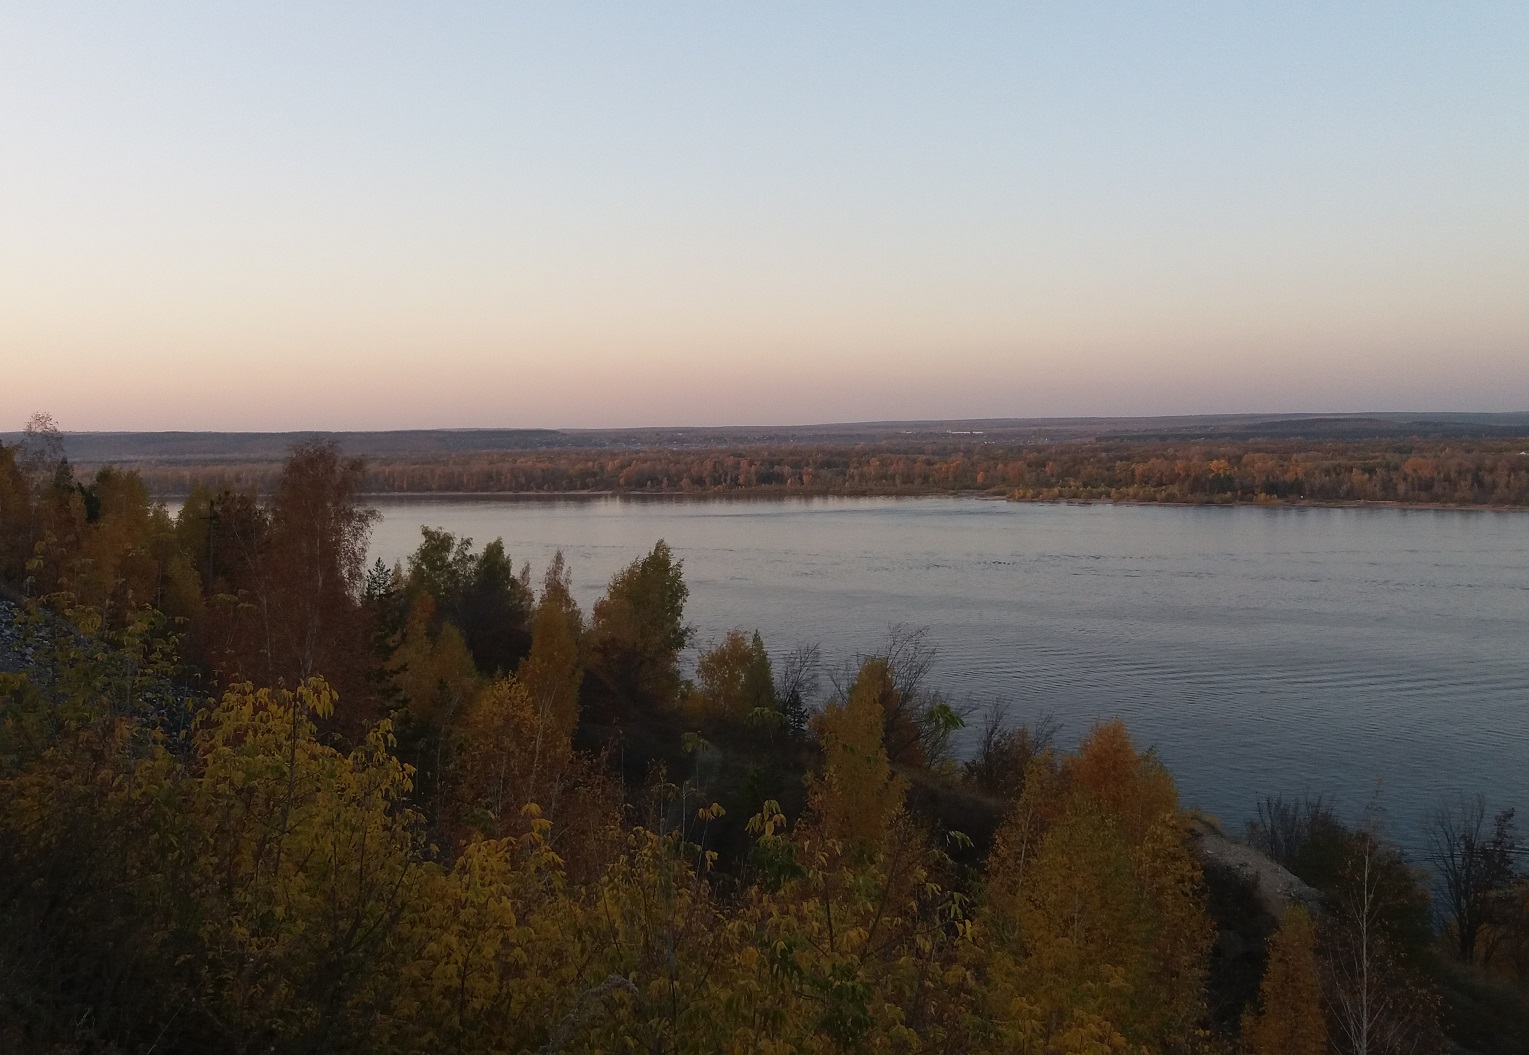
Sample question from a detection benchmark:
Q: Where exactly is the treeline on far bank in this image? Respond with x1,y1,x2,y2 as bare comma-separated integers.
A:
4,421,1529,1054
103,436,1529,507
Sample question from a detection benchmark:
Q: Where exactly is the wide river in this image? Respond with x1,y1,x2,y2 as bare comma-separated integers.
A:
369,495,1527,853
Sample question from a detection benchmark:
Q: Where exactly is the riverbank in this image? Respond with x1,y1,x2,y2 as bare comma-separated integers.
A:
146,487,1529,512
92,433,1529,509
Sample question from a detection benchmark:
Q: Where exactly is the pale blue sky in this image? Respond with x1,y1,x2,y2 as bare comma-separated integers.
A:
2,3,1526,429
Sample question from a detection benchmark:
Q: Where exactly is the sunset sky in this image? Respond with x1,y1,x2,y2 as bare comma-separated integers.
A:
3,3,1526,431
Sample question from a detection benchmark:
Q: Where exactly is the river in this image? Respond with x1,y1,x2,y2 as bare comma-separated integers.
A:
368,495,1529,854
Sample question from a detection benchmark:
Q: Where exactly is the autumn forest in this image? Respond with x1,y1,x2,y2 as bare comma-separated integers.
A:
3,422,1528,1054
72,434,1529,508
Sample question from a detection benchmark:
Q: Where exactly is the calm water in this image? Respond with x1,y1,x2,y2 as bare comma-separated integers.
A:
369,495,1529,852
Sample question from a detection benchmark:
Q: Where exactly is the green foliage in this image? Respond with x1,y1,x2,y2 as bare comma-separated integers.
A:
405,524,479,605
587,539,691,712
404,527,534,675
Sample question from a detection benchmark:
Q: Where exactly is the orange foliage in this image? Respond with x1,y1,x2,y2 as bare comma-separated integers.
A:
93,436,1529,507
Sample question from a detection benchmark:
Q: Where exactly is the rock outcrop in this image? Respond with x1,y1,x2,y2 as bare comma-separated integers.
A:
1188,815,1324,921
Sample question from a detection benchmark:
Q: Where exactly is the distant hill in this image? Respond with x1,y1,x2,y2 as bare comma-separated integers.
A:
0,428,572,464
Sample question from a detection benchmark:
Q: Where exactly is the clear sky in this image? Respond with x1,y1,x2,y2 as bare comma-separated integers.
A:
2,3,1526,431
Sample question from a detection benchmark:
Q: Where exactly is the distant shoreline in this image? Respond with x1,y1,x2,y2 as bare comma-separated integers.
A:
150,488,1529,512
90,431,1529,510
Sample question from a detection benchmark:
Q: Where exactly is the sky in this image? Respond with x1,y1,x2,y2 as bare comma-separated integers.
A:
2,3,1526,431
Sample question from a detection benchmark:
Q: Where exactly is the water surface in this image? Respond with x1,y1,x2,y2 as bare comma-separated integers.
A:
370,495,1529,853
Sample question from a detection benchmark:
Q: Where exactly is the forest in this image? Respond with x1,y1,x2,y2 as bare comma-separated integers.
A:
3,418,1529,1054
100,436,1529,508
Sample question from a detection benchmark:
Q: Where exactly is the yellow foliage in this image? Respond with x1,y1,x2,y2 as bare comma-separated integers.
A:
448,676,568,841
382,812,583,1055
807,657,911,849
188,679,423,1043
1066,720,1179,843
981,721,1212,1051
389,592,479,724
517,567,584,746
4,601,1239,1055
687,627,774,726
1242,907,1327,1055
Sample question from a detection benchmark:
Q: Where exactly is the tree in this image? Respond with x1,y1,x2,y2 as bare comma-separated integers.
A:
457,538,533,674
713,657,973,1055
1321,827,1442,1055
806,657,909,848
0,441,34,587
0,613,432,1055
963,701,1057,801
265,441,377,685
0,604,196,1051
1494,876,1529,985
379,820,582,1055
10,413,89,599
18,411,66,481
188,678,422,1053
1242,907,1327,1055
516,551,584,748
403,528,533,675
1247,794,1346,876
404,526,478,611
740,631,775,719
388,592,480,823
587,540,691,712
689,628,774,726
772,641,819,738
178,486,268,684
185,442,379,719
446,677,557,842
980,720,1212,1050
853,625,968,770
67,466,177,623
1429,794,1518,962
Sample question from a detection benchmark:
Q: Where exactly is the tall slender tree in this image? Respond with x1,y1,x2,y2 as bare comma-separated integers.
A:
1243,907,1327,1055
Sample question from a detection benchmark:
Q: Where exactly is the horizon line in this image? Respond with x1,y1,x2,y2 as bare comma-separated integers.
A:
11,409,1529,438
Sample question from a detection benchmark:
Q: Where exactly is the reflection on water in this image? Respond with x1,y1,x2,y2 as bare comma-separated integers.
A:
369,495,1529,852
